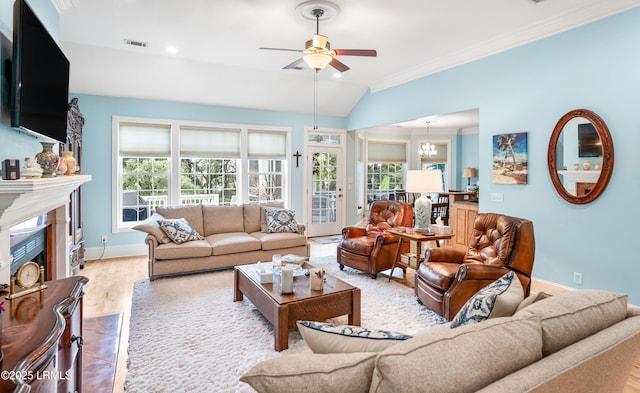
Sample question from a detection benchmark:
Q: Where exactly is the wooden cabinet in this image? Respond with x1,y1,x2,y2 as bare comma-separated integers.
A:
1,276,88,393
449,201,479,252
65,98,85,275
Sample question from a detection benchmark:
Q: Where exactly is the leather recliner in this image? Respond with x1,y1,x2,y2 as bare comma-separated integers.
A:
415,213,535,321
337,201,413,278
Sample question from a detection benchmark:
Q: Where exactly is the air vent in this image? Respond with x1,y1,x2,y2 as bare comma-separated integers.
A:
124,39,148,48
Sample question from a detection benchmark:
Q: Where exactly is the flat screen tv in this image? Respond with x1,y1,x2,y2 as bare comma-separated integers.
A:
10,0,70,143
578,122,602,158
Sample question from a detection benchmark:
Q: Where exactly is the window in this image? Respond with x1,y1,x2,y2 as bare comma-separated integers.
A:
248,130,287,204
179,126,241,206
180,158,237,205
113,117,290,230
367,163,405,203
118,123,171,223
366,140,408,205
249,159,283,203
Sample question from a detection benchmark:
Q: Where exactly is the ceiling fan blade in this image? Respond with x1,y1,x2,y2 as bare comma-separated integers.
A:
329,57,350,72
259,47,304,53
334,49,377,57
283,58,305,70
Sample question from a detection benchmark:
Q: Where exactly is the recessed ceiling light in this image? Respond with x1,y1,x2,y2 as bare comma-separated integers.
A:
333,73,342,79
165,46,178,54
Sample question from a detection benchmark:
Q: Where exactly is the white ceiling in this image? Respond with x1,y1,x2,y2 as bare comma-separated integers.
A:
57,0,640,130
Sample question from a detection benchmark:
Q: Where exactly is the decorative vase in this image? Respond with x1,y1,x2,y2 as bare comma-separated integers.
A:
35,142,59,177
583,161,591,171
573,163,580,170
62,151,77,176
55,159,67,176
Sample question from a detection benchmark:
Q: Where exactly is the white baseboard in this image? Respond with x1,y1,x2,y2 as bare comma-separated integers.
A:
85,244,146,261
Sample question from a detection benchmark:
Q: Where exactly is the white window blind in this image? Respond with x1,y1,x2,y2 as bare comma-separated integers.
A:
119,123,171,156
367,141,407,163
248,130,286,159
180,126,241,158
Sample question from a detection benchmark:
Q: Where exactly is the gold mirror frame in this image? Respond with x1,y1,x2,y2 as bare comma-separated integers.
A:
547,109,614,204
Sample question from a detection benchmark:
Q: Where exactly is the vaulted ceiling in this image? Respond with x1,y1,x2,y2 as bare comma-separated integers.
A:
58,0,639,125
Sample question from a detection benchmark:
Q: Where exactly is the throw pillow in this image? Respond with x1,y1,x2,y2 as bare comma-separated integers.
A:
450,271,524,328
159,218,205,244
264,207,299,234
240,352,377,393
297,321,412,353
132,213,171,244
514,291,552,313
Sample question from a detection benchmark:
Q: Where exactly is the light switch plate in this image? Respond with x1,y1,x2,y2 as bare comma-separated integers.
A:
491,192,504,202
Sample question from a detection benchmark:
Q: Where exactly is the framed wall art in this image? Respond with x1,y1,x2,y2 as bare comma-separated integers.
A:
492,132,528,184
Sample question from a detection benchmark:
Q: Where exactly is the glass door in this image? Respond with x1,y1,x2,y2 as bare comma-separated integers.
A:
305,131,345,237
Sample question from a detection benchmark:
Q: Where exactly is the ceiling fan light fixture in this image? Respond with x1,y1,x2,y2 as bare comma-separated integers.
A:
304,52,333,70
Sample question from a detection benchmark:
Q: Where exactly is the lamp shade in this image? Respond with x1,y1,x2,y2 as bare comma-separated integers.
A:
405,170,443,193
463,167,477,178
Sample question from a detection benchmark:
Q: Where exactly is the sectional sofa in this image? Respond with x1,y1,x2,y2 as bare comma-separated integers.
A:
134,203,309,280
241,289,640,393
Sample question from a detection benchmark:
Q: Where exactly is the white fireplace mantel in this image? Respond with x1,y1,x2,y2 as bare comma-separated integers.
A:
0,175,91,284
557,170,600,195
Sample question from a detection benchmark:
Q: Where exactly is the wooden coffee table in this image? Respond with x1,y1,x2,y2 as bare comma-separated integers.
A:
234,262,361,351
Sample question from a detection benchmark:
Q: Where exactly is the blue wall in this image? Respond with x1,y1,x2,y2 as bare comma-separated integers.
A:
74,94,345,249
348,8,640,303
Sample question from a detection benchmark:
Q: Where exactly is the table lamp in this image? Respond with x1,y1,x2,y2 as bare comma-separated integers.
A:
462,168,478,192
464,167,477,188
406,169,443,230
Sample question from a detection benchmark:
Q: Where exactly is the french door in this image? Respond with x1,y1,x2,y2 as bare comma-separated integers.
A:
305,130,345,237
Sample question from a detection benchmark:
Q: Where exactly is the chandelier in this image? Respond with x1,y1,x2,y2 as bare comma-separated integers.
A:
418,121,437,159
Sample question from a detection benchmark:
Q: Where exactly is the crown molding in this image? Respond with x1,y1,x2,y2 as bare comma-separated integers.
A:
369,1,640,93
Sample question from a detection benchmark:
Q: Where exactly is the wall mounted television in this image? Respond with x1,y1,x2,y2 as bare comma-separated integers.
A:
10,0,70,143
578,122,602,158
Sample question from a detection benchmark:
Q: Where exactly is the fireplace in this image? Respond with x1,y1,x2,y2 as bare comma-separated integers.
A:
557,170,600,196
10,215,48,280
0,175,91,285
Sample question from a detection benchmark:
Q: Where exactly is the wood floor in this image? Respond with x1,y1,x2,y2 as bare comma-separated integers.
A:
80,240,640,393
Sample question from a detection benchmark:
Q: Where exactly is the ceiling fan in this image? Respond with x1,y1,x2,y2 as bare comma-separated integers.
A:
259,5,377,72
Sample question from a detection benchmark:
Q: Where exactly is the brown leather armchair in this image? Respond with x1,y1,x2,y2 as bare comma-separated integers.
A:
415,213,535,321
337,201,413,278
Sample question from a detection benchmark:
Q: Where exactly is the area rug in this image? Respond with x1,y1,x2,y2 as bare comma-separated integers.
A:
311,235,343,244
83,313,122,393
124,256,445,393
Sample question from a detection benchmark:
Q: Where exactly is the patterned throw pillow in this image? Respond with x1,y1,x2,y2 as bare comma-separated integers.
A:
297,321,412,353
450,271,524,328
159,218,205,244
264,208,299,234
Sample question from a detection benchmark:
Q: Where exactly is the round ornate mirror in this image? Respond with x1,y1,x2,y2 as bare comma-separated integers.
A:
547,109,614,204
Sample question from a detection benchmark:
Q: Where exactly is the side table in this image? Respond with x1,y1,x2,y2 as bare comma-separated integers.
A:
385,229,454,282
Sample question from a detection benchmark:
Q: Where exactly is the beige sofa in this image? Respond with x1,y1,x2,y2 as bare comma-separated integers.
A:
241,289,640,393
136,203,309,280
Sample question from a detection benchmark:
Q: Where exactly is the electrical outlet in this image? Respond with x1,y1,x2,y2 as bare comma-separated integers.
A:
101,235,108,243
573,272,583,285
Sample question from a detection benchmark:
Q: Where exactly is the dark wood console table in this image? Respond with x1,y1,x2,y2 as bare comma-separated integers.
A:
1,276,88,393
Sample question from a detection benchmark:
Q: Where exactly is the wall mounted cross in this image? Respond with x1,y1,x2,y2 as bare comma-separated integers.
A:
293,150,302,168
